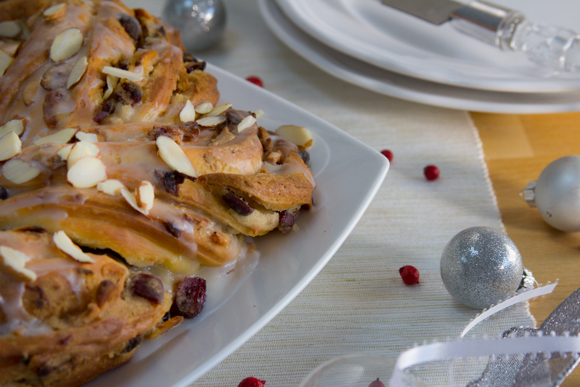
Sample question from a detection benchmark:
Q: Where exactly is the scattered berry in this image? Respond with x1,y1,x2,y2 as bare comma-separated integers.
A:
423,165,440,181
369,378,386,387
380,149,393,162
246,76,263,87
399,265,420,285
238,377,266,387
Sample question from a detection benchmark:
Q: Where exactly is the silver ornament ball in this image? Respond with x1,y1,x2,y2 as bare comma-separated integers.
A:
163,0,226,52
440,227,524,309
535,155,580,232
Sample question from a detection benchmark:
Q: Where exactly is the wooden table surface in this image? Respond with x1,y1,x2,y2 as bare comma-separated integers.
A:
472,112,580,386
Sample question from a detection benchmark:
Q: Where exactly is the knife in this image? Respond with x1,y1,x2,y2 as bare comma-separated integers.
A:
380,0,580,73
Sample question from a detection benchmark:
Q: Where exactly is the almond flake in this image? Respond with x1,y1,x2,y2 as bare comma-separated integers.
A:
0,50,13,77
195,102,213,114
206,103,232,117
57,144,73,161
0,246,36,282
53,230,94,263
0,21,21,38
2,159,40,184
0,119,24,138
67,141,99,168
120,187,148,215
102,66,142,82
50,28,83,62
179,100,196,123
97,179,125,196
0,40,20,57
103,74,119,100
276,125,314,148
196,116,225,127
156,136,197,178
34,128,76,146
136,180,154,213
0,131,21,161
237,115,256,133
67,155,106,188
67,55,87,89
43,3,66,20
75,131,98,142
254,109,265,119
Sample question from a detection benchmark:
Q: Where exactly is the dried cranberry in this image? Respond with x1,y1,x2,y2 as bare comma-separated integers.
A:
380,149,393,162
246,76,263,87
399,265,420,285
93,100,116,124
278,210,294,233
118,14,142,42
183,52,196,62
0,186,8,200
424,165,440,181
238,377,266,387
171,277,206,319
185,61,206,72
223,190,254,216
129,273,164,304
369,378,385,387
155,170,193,196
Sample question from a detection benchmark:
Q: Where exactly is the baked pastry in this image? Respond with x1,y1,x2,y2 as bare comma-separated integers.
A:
0,0,315,386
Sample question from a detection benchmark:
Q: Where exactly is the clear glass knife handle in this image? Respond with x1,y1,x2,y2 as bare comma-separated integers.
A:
450,1,580,73
508,20,580,73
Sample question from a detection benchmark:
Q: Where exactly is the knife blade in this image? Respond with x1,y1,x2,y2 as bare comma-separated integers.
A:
379,0,580,73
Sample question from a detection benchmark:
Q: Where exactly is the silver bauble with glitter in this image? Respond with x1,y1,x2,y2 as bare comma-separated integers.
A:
440,227,524,309
163,0,226,52
523,155,580,232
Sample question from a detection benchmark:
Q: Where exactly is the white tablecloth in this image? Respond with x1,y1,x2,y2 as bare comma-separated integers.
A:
125,1,535,385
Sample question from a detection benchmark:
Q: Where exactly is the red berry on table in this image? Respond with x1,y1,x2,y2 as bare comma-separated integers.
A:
380,149,393,162
246,76,263,87
238,377,266,387
424,165,440,181
369,378,386,387
399,265,420,285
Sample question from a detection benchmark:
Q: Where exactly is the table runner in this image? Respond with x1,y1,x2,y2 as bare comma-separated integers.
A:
125,0,536,385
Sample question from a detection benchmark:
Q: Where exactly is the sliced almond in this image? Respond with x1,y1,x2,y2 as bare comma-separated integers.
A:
0,119,24,138
196,116,225,127
254,109,265,119
34,128,76,146
156,136,197,178
67,155,106,188
0,50,13,77
276,124,314,148
67,55,87,89
179,100,196,123
57,144,73,161
136,180,154,213
53,230,94,263
67,141,99,168
0,21,21,38
43,3,66,21
2,159,41,184
103,74,119,100
237,115,256,133
75,131,98,142
0,40,21,57
206,103,232,117
195,102,213,114
102,66,142,82
50,27,83,62
97,179,125,196
0,246,36,282
120,187,148,215
0,131,21,161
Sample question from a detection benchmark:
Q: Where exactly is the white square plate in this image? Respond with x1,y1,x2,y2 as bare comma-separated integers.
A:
86,64,389,387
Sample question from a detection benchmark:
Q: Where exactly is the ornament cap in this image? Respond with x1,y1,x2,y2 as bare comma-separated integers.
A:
520,180,537,208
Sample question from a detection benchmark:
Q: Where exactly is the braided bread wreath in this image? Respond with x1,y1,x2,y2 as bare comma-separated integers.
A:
0,1,315,385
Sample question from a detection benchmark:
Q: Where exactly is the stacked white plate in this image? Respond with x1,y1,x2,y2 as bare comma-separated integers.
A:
259,0,580,113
